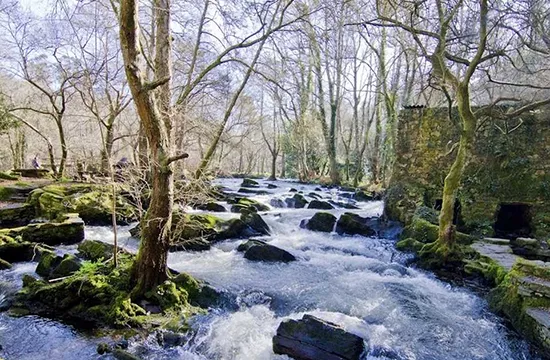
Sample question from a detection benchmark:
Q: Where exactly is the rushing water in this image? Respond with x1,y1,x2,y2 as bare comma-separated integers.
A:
0,178,541,359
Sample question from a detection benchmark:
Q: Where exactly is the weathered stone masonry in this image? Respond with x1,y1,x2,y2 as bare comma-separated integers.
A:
386,106,550,239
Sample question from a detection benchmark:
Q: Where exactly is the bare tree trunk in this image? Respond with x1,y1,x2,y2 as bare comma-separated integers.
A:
119,0,181,296
280,151,285,178
55,117,68,177
195,38,267,178
101,123,115,173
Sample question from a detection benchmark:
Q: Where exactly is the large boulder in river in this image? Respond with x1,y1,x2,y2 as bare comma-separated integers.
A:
196,202,226,212
270,198,286,208
170,212,270,251
285,194,308,208
241,178,260,188
229,197,270,213
335,213,376,237
78,240,121,261
0,234,53,265
301,212,337,233
353,190,373,202
241,212,270,235
273,314,366,360
308,200,334,210
238,240,296,263
0,213,85,246
238,187,269,195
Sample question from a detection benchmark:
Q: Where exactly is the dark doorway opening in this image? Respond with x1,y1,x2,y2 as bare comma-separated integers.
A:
433,199,462,225
494,203,532,239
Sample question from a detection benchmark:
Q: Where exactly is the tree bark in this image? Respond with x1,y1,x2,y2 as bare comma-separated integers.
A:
101,123,115,173
437,84,476,249
55,116,67,177
119,0,174,296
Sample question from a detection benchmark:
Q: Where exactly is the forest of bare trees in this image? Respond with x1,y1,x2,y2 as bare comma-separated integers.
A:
0,0,543,188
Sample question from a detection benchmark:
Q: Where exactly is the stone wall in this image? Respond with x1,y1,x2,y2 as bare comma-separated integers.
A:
386,106,550,239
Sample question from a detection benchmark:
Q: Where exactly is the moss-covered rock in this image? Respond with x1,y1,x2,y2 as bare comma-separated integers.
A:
241,178,260,188
413,206,440,225
172,213,223,241
307,200,334,210
78,240,117,261
13,254,207,330
0,171,18,181
302,212,336,233
395,238,425,252
285,194,308,209
27,184,137,225
36,253,81,280
229,197,270,213
170,212,270,251
0,213,85,246
0,186,15,201
402,217,474,245
335,213,376,237
0,203,36,228
489,260,550,356
0,258,12,269
0,234,53,264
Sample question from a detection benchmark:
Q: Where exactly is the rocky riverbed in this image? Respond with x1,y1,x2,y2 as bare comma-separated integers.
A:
0,178,542,359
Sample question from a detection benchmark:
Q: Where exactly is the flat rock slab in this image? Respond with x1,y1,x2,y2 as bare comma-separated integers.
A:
526,308,550,329
471,240,520,271
0,203,35,228
526,307,550,345
483,237,511,245
273,314,366,360
518,276,550,298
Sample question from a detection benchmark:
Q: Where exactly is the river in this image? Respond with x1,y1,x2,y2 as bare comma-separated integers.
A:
0,178,540,359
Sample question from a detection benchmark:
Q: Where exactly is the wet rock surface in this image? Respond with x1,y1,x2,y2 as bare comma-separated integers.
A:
273,314,366,360
238,240,296,263
301,212,337,233
335,212,376,237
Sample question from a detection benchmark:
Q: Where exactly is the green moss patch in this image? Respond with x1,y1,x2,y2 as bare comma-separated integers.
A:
27,184,137,225
13,254,207,330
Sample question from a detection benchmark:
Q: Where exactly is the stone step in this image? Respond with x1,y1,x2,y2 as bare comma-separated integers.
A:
471,240,519,271
525,308,550,340
518,276,550,298
482,237,511,245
